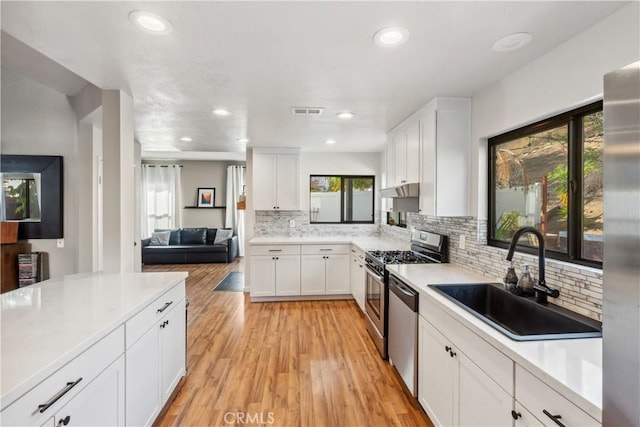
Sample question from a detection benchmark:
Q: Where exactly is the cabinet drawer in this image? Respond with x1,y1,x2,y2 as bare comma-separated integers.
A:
350,246,365,261
516,365,599,426
251,245,300,256
302,244,350,255
1,326,124,426
420,292,513,395
126,282,185,349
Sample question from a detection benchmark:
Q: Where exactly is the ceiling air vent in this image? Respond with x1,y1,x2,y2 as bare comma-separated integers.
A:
291,107,324,116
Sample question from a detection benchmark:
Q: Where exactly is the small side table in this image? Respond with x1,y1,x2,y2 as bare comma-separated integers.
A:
1,242,30,293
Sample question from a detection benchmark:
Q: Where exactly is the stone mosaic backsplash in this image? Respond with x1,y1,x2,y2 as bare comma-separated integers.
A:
381,214,603,321
254,210,380,237
255,210,603,320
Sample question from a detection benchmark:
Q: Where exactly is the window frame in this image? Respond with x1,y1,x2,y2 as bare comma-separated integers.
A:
487,100,603,268
309,174,375,224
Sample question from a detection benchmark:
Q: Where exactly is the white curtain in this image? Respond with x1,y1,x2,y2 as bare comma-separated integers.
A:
141,165,182,238
225,165,246,256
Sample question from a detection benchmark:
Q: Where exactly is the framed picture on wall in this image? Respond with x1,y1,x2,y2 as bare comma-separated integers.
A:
197,188,215,207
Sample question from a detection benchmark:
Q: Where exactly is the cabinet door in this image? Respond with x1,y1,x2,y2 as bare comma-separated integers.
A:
458,351,513,427
418,317,456,427
126,324,161,426
57,355,125,427
250,256,276,296
300,255,326,295
350,254,366,310
514,401,544,427
275,154,299,210
419,107,437,215
406,120,420,183
435,110,469,216
253,153,277,210
160,300,186,404
394,131,407,185
274,255,301,296
325,254,350,294
385,137,395,190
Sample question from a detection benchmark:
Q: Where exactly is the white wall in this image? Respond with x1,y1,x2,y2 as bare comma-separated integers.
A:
299,152,380,213
471,2,640,218
1,66,79,278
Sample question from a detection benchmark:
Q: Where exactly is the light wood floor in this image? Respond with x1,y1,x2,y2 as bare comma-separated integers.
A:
145,260,433,427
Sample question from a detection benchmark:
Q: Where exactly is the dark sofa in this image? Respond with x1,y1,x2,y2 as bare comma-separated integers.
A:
142,227,238,264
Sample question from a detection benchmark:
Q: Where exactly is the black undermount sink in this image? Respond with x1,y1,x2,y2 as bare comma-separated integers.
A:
430,283,602,341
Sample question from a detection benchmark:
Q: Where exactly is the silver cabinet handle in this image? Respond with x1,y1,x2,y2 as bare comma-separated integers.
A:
37,378,82,414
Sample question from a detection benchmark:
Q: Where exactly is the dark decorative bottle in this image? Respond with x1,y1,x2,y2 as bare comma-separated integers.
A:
504,261,519,291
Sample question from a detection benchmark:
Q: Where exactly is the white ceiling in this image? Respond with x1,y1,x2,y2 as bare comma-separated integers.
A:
0,1,627,154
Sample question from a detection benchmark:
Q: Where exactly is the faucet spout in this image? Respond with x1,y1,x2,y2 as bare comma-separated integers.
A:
505,226,559,303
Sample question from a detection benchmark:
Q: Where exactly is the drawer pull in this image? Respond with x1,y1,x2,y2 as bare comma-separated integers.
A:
57,415,71,426
543,409,566,427
445,345,451,352
319,249,333,251
37,378,82,413
268,249,282,252
157,301,173,313
511,410,521,420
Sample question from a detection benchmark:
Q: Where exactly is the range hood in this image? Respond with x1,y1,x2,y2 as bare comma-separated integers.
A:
380,182,419,198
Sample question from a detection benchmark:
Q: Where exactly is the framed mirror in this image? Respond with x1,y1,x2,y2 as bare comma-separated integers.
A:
1,155,63,239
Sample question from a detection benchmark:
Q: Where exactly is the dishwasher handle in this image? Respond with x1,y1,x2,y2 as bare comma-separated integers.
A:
389,275,419,312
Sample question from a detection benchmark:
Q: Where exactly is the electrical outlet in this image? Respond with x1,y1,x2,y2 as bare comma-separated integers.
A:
57,239,65,248
289,219,295,228
459,235,466,250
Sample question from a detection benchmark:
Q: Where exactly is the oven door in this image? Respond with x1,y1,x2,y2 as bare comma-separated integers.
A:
364,266,386,357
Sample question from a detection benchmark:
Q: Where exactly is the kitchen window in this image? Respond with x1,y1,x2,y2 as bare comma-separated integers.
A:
309,175,374,224
488,101,603,267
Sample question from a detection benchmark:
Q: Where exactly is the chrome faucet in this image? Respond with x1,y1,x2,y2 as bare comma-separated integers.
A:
505,226,559,304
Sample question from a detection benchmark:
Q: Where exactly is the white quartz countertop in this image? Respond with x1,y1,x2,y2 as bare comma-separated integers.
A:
249,235,410,251
386,264,602,422
0,271,188,409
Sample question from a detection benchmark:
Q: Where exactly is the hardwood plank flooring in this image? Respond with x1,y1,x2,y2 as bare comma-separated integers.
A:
145,260,433,427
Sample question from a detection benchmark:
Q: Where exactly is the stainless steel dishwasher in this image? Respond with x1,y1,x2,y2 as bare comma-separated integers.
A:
388,273,419,396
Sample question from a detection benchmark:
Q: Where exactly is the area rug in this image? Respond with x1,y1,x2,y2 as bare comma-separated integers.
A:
213,272,245,292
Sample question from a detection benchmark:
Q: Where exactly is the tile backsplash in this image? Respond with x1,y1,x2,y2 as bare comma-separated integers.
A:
254,210,380,237
255,210,603,321
381,214,603,321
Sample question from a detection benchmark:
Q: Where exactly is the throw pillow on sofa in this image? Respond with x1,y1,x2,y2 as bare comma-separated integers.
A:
214,228,233,244
149,230,171,246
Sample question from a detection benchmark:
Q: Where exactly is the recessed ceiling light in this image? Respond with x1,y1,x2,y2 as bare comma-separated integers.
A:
325,139,337,145
373,27,409,47
492,32,532,52
336,112,355,119
237,138,250,144
179,137,192,142
129,11,173,35
213,108,230,116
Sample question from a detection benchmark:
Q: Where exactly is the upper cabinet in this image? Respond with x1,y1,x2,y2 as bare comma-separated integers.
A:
253,149,300,211
383,97,470,217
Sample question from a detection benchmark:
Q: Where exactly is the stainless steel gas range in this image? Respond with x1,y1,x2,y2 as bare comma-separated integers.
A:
364,230,448,359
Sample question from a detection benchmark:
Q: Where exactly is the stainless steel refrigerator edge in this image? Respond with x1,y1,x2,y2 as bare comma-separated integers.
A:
603,61,640,426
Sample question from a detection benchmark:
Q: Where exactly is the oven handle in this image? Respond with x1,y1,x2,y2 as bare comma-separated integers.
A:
365,266,384,282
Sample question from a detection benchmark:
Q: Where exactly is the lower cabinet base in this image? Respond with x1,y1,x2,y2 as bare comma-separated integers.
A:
250,294,353,302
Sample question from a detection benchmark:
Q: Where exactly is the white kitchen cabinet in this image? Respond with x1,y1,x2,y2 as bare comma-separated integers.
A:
350,247,366,312
418,97,471,216
125,289,186,427
386,123,420,187
513,401,545,427
515,365,599,427
385,135,395,189
250,245,301,297
419,316,512,427
54,356,125,427
253,150,299,211
405,120,420,183
300,245,350,295
393,129,407,185
1,326,125,426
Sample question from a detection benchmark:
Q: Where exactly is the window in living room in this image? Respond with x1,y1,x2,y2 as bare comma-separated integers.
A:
141,165,182,237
